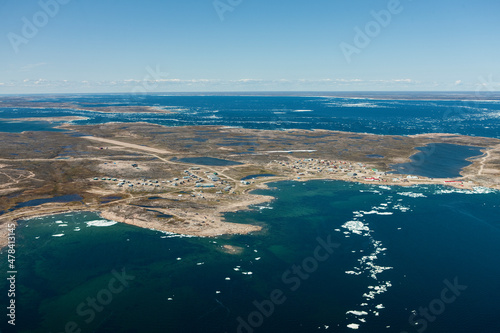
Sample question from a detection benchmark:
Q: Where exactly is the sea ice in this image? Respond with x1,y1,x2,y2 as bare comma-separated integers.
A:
85,220,117,227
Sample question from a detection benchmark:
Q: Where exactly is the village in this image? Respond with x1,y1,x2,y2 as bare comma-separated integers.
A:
90,155,471,204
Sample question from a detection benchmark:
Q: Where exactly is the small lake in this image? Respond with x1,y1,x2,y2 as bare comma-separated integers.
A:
13,194,83,210
174,157,243,166
390,143,484,178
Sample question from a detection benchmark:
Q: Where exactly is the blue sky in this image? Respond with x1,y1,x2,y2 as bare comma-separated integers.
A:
1,0,499,93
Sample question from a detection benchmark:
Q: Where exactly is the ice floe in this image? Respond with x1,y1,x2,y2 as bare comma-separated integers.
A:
434,186,497,195
397,192,427,198
342,221,370,235
158,230,196,238
346,310,368,316
85,220,117,227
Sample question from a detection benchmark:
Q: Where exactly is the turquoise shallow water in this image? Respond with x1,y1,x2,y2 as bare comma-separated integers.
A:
2,181,500,333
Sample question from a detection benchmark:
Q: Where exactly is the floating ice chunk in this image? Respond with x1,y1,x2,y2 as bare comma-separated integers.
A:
346,310,368,316
176,257,182,261
86,220,117,227
58,224,68,227
52,234,64,237
352,211,364,218
435,187,497,195
342,221,370,235
397,192,427,198
216,291,221,294
225,277,231,280
196,262,204,265
167,298,173,301
347,323,360,329
255,257,261,260
375,304,385,309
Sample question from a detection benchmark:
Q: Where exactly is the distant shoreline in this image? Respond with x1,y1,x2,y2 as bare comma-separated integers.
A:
1,91,500,101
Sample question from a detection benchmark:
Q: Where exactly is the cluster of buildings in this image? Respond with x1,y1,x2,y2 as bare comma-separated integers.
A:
93,165,235,194
272,158,406,182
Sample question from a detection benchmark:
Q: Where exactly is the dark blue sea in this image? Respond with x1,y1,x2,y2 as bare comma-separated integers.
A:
0,94,499,138
1,181,499,333
1,94,500,333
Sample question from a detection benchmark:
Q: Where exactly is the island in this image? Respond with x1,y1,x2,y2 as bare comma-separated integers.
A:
1,121,499,248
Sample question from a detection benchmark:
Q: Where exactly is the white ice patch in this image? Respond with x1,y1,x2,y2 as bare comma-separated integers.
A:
434,186,497,195
393,204,411,212
342,102,382,108
342,221,370,235
52,234,64,237
341,202,398,323
397,192,427,198
363,281,392,300
158,230,196,238
86,220,117,227
347,323,360,329
346,310,368,316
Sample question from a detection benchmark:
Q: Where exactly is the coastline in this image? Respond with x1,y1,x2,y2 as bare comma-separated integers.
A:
1,168,496,250
1,121,499,250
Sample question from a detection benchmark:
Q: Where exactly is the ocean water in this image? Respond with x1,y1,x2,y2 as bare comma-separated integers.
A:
1,95,500,137
2,94,500,332
2,181,500,333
